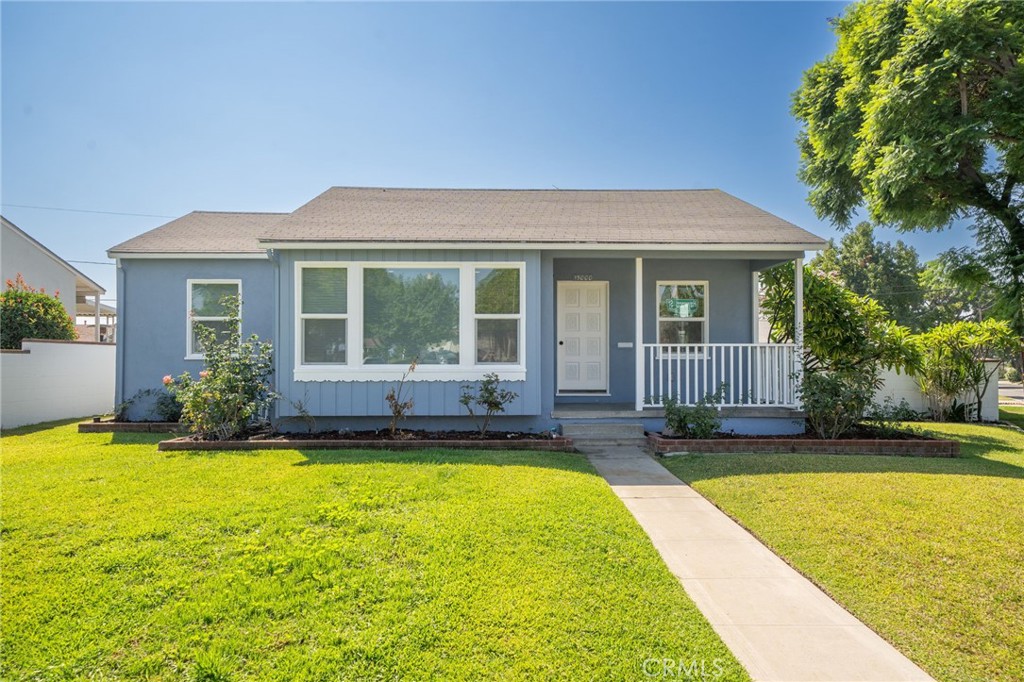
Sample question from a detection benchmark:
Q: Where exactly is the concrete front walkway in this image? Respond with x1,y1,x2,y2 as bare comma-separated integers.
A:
582,442,935,682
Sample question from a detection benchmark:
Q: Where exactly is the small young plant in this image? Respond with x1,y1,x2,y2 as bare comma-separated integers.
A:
460,373,518,436
289,393,316,434
385,359,417,436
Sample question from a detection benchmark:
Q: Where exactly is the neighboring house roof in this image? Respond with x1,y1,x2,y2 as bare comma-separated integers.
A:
108,188,827,255
2,216,106,294
108,211,289,255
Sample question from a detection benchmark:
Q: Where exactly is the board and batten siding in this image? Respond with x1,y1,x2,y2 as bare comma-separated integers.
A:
274,249,543,418
116,258,276,419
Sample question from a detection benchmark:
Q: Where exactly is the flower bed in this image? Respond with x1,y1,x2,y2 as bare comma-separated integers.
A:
648,432,959,457
158,430,575,452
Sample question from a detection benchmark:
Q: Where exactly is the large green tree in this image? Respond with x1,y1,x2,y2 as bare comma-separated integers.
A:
812,222,924,328
793,0,1024,359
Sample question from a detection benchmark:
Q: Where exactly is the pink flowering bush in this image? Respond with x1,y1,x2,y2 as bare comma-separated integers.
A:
164,296,276,440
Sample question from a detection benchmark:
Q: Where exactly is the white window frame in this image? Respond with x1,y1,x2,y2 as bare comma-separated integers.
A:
293,261,527,382
655,280,708,357
474,266,524,368
298,264,350,366
185,278,241,360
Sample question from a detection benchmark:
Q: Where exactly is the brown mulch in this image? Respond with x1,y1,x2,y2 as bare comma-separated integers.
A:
185,429,562,443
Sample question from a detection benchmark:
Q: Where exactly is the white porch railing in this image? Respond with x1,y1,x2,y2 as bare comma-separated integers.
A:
641,343,799,408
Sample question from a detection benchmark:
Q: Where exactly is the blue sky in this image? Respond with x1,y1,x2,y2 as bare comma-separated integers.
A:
1,1,973,301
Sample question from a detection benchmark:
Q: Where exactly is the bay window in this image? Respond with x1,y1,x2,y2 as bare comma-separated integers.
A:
294,261,525,381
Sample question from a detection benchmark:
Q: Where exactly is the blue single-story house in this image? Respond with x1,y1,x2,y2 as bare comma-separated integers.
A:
109,188,825,435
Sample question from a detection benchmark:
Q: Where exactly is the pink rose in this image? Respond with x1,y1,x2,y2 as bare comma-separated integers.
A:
162,375,173,385
199,370,210,379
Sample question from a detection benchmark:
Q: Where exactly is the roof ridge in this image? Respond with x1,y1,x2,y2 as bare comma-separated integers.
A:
189,210,289,216
326,186,722,193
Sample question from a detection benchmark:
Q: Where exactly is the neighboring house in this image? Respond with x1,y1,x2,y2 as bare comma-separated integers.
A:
1,215,109,342
108,188,826,434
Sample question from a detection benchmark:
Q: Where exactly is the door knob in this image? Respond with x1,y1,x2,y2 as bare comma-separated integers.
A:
558,340,564,346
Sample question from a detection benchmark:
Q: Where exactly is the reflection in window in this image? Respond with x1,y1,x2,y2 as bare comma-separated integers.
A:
363,268,460,365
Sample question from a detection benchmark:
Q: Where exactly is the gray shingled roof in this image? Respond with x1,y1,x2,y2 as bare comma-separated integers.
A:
109,188,826,254
263,188,825,246
108,211,287,254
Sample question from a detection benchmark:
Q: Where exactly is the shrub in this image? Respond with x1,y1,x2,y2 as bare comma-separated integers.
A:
164,296,276,440
1005,366,1021,383
800,370,876,440
864,397,922,438
663,385,726,439
385,360,416,435
459,373,519,436
0,274,75,349
914,320,1020,421
113,388,182,422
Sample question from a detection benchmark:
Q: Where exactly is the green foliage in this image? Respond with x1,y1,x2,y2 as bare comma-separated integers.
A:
761,262,920,375
661,420,1024,682
793,0,1024,366
114,388,183,423
1005,365,1021,383
799,370,878,440
915,319,1021,421
793,0,1023,231
864,396,924,438
384,360,416,435
1,423,748,681
663,385,726,439
917,250,1000,328
363,269,459,365
459,373,519,436
165,296,276,440
812,223,925,329
0,273,76,349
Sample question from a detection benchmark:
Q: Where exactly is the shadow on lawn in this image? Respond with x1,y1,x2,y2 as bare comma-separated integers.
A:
0,416,93,437
294,448,593,473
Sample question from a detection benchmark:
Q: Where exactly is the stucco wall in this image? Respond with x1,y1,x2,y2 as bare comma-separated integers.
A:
1,222,77,316
1,340,115,428
875,361,1002,422
116,258,276,419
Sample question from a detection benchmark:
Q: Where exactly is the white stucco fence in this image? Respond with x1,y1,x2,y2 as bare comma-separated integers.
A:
875,361,1001,422
1,339,115,429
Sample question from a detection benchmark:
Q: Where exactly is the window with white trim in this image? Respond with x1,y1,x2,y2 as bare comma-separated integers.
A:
300,266,348,364
475,267,522,364
656,281,707,345
186,279,240,358
294,261,526,381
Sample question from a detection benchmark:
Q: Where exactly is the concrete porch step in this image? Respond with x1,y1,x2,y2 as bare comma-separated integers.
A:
561,422,646,440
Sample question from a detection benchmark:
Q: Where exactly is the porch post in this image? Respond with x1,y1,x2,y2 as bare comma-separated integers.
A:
794,257,804,407
94,293,101,342
635,256,644,410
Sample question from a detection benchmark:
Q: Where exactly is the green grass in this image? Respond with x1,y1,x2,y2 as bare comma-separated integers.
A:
1,422,747,681
1001,405,1024,429
659,420,1024,682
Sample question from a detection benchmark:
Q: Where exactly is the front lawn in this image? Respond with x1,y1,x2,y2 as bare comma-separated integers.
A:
1,422,747,681
660,420,1024,682
1001,404,1024,429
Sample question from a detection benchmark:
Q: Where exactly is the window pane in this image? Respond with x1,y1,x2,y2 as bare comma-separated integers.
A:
363,268,460,365
475,268,520,314
477,319,519,364
192,319,236,354
303,319,347,364
302,268,347,314
658,284,705,318
658,320,704,344
191,283,238,317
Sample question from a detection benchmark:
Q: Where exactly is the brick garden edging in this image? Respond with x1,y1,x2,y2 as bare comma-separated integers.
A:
79,419,184,433
648,433,959,457
157,436,576,452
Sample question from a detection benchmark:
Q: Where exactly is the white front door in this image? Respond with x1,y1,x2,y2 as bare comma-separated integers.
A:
557,281,609,392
